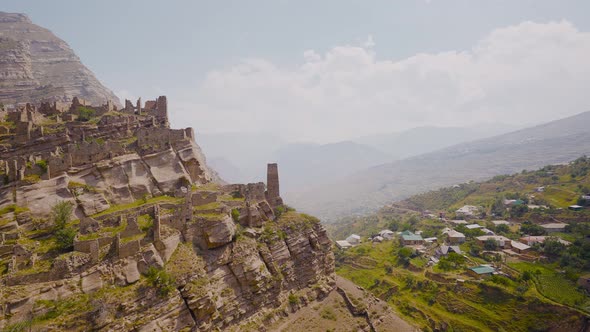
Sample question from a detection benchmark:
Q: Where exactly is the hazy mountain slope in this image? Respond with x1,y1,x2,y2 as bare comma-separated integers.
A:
288,111,590,221
196,132,286,183
272,141,391,192
0,12,120,106
354,124,520,159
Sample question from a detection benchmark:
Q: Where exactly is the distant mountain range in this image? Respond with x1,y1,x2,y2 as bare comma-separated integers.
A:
354,124,519,159
287,111,590,221
198,124,515,194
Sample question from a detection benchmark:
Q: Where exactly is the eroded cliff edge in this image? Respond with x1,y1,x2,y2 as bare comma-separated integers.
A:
0,97,335,331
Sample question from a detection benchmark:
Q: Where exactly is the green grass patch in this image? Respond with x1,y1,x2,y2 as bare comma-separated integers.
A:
90,195,181,218
193,201,221,210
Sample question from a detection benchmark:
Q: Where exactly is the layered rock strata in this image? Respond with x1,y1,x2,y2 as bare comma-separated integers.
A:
0,96,335,331
0,12,120,107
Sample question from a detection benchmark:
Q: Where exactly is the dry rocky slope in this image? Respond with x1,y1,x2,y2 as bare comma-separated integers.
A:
0,12,120,107
0,97,338,331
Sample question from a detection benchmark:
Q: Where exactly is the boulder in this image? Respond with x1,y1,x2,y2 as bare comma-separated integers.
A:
81,271,103,293
122,259,140,284
202,215,236,249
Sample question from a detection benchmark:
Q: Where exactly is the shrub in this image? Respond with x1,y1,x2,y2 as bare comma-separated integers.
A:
51,201,76,251
520,221,546,236
275,206,286,218
521,270,533,281
231,208,240,223
22,174,41,184
51,201,73,229
77,106,96,122
320,307,336,320
397,247,414,266
288,293,299,305
495,224,510,234
484,238,498,251
35,160,48,174
145,267,176,296
55,227,76,250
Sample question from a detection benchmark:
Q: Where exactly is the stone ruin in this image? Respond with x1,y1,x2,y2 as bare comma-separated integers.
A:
0,95,335,332
0,95,205,187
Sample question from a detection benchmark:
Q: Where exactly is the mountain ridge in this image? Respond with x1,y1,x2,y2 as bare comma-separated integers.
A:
0,12,120,107
288,111,590,221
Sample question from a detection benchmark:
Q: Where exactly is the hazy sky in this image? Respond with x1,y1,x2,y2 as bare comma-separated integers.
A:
3,0,590,142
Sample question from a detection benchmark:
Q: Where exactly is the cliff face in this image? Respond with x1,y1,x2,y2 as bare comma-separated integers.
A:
0,96,335,331
0,12,121,107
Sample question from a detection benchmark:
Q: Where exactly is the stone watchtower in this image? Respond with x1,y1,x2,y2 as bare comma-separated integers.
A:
266,163,283,207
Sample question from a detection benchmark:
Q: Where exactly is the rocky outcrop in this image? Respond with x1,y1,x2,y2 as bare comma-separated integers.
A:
0,12,120,107
0,93,334,331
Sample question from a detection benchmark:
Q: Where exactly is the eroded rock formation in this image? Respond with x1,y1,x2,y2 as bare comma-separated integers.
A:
0,12,121,107
0,96,335,331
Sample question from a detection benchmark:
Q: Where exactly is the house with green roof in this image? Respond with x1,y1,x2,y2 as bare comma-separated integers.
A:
468,265,495,278
400,231,424,246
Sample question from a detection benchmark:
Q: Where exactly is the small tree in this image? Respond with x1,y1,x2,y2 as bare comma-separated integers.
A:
397,247,414,266
145,267,176,296
495,224,510,234
231,208,240,223
51,201,76,251
55,227,77,250
51,201,73,229
77,107,96,122
484,238,498,251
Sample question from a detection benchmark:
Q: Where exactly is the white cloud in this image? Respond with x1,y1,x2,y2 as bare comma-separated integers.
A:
177,21,590,142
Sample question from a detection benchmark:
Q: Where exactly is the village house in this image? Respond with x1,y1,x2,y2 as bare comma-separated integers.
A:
519,236,571,246
491,220,510,226
480,228,495,236
569,205,583,211
424,237,438,243
509,241,531,254
540,223,568,233
465,224,483,230
345,234,361,246
445,230,466,244
372,236,384,243
335,240,352,250
400,230,424,246
435,245,462,257
476,235,512,249
379,229,395,240
455,205,479,218
450,220,468,226
503,199,525,206
469,265,495,278
535,186,545,192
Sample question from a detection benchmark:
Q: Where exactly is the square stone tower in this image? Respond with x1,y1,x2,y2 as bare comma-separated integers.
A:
266,163,283,207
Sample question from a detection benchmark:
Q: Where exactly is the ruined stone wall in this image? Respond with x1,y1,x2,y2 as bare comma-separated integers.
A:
119,239,141,259
74,238,99,254
38,101,68,116
136,127,189,153
192,191,218,206
47,153,72,177
221,183,266,202
68,141,126,166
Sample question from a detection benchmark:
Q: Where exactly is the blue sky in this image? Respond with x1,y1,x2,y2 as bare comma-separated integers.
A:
3,0,590,142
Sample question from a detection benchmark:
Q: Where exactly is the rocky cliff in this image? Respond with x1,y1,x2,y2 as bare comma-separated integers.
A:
0,96,335,331
0,12,120,107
